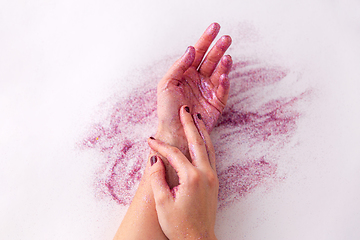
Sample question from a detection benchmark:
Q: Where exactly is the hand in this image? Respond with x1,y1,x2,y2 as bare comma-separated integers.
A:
149,105,219,240
155,22,232,187
157,23,232,136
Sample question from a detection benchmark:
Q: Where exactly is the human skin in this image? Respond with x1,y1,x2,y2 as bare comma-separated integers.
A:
149,106,219,240
113,23,232,240
155,23,232,188
85,58,300,210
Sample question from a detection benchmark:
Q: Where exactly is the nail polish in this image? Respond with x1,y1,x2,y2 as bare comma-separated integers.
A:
185,106,190,113
150,155,157,166
197,113,202,120
150,136,155,140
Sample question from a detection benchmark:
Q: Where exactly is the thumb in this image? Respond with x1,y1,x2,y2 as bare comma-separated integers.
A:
149,155,172,207
162,46,195,82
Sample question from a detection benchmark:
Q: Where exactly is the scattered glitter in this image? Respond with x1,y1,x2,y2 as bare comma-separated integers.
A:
81,59,310,209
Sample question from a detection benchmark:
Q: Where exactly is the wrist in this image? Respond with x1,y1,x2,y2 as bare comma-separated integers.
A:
155,125,189,156
152,125,191,188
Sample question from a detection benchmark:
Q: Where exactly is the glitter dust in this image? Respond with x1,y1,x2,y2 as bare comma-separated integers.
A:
81,59,310,210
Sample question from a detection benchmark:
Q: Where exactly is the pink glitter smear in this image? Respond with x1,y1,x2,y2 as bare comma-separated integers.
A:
81,59,309,209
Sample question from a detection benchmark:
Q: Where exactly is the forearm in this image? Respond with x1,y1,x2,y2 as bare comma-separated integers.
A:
113,155,168,240
113,125,189,239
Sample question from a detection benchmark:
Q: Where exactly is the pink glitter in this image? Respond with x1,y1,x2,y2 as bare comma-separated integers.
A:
217,158,276,209
81,60,309,209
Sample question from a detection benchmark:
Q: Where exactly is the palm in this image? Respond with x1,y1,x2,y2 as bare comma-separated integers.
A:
158,66,225,134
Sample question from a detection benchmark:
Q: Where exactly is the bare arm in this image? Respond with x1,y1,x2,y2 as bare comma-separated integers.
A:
113,22,232,239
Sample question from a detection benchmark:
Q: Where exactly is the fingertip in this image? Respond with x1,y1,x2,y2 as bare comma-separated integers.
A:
182,46,195,66
212,22,220,29
207,22,221,36
179,105,191,127
149,155,165,176
180,104,190,113
193,112,206,137
184,46,195,56
147,136,158,151
148,136,155,144
193,112,205,131
150,155,157,166
218,35,232,51
149,156,171,204
184,105,190,113
223,35,232,44
222,55,233,68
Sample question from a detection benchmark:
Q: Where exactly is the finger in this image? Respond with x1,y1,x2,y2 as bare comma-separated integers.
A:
149,155,173,206
193,112,217,172
192,22,221,69
148,137,193,180
215,73,230,107
199,35,232,78
179,106,211,170
159,46,195,86
210,55,232,87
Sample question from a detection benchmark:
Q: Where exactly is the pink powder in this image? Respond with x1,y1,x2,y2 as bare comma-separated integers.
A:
81,60,309,209
217,158,277,209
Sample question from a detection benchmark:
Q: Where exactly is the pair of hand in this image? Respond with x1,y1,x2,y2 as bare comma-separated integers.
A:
155,22,233,188
148,23,232,240
113,23,232,240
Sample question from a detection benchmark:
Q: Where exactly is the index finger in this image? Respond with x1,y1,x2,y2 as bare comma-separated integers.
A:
180,106,216,172
193,112,216,172
192,22,221,69
148,137,193,181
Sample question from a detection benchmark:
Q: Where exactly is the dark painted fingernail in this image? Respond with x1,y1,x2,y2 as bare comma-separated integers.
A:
150,155,157,166
197,113,202,120
150,136,155,140
185,106,190,113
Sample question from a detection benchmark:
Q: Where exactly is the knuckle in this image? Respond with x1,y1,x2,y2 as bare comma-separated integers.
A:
206,171,219,188
168,79,182,87
170,146,182,156
150,168,164,178
163,145,181,159
196,47,207,55
206,57,218,66
191,137,205,147
188,169,201,184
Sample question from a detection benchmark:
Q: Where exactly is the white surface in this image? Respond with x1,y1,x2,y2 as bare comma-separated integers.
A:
1,0,360,239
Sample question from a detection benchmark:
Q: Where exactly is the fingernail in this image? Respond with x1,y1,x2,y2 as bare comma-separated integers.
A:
150,155,157,166
185,106,190,113
150,136,155,140
197,113,202,120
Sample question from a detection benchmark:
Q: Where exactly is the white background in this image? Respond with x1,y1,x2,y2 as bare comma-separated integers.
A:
1,0,360,239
